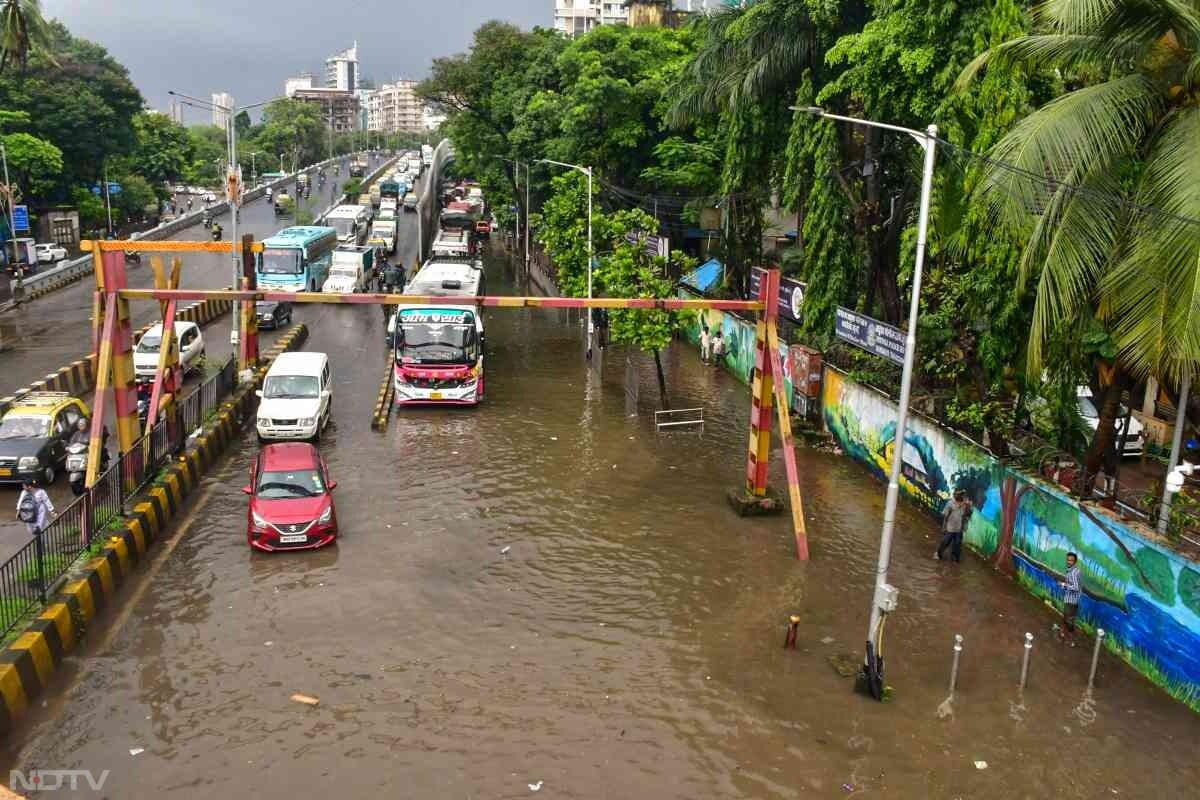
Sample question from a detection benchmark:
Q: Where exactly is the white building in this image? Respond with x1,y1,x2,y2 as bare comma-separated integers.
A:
326,42,359,92
553,0,630,36
366,81,423,135
422,105,447,132
167,98,185,124
285,73,315,98
211,92,235,128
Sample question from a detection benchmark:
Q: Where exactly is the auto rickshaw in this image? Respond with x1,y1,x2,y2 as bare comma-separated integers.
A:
274,191,295,217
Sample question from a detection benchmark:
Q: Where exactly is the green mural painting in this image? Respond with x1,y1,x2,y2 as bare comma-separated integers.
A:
821,367,1200,712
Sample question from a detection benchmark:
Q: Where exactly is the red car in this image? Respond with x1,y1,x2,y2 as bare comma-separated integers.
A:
243,442,338,552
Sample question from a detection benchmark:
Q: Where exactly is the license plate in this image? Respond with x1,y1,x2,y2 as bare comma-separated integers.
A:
0,468,10,477
430,392,443,400
279,534,307,544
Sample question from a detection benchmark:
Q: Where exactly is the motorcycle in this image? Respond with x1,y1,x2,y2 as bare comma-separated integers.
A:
123,250,142,264
211,226,223,241
67,441,110,496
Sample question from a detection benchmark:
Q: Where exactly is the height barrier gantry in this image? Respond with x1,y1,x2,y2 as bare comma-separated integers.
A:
81,239,809,559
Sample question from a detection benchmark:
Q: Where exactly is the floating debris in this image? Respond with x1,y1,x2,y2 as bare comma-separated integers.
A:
974,760,988,770
129,748,144,756
500,546,511,555
528,781,543,792
290,693,320,707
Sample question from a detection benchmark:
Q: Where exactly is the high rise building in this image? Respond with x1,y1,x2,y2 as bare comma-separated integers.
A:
289,88,360,134
552,0,629,36
167,98,185,124
211,92,235,128
365,81,423,135
285,73,315,98
325,42,359,92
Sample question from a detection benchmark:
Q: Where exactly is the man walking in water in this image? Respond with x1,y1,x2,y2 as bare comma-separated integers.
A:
935,489,973,562
1058,552,1082,646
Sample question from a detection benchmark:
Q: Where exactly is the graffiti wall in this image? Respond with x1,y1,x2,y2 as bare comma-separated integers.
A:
680,303,794,399
822,367,1200,712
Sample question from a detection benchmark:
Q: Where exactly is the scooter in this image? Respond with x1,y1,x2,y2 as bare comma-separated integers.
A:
67,442,110,496
123,250,142,264
212,226,223,241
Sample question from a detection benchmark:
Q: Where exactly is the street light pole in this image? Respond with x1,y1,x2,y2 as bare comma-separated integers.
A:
524,161,531,274
795,106,939,672
1,141,21,291
537,158,594,353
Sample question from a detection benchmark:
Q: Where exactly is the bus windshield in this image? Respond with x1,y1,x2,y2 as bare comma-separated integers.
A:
261,248,303,275
397,321,477,365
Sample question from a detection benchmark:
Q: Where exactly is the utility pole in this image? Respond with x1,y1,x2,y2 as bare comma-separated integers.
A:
103,163,114,237
1,141,21,290
524,161,531,274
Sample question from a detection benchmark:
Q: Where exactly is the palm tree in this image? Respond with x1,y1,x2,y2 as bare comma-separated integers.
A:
959,0,1200,483
0,0,54,72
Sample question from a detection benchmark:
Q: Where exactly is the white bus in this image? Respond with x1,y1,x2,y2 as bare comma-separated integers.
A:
323,205,371,247
392,259,486,406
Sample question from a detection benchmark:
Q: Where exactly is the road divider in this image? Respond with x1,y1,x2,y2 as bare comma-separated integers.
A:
371,356,395,431
0,323,309,738
0,292,235,416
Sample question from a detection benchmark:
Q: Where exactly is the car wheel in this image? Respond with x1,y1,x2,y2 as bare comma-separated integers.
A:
42,464,55,485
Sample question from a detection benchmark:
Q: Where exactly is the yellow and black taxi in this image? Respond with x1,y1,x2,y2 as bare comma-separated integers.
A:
0,392,90,485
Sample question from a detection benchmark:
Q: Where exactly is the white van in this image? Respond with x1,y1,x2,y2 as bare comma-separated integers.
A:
256,352,333,442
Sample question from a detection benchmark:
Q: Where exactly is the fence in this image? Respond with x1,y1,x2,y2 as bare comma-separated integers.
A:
0,357,238,638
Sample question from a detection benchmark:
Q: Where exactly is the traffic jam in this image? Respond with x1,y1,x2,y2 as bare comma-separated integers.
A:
244,145,491,552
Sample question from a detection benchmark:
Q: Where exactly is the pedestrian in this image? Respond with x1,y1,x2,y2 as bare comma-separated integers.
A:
1058,552,1082,646
700,323,712,363
16,478,54,537
935,489,973,562
711,330,726,363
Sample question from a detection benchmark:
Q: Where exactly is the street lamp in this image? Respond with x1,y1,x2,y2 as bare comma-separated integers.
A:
538,158,593,354
793,105,939,682
250,151,258,185
170,90,277,347
495,157,531,273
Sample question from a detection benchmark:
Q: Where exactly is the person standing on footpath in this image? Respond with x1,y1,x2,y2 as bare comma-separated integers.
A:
16,478,54,537
711,330,726,364
935,489,973,562
1058,552,1082,647
700,323,712,363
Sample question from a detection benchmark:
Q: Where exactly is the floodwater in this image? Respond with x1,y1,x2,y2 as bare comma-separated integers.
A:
2,231,1197,799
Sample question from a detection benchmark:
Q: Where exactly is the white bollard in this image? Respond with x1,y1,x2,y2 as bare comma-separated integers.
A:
1087,628,1106,690
949,634,964,693
1019,632,1033,690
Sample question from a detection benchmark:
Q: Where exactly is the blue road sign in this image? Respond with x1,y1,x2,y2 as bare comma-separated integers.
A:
90,182,122,196
835,306,907,366
11,205,28,231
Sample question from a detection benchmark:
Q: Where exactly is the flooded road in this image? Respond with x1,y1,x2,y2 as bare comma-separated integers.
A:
2,233,1197,798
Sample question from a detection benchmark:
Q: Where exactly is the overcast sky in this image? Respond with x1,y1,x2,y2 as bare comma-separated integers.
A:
44,0,548,118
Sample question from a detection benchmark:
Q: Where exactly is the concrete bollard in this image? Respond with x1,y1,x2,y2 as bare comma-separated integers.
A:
949,634,964,693
783,615,800,649
1087,628,1106,690
1019,632,1033,690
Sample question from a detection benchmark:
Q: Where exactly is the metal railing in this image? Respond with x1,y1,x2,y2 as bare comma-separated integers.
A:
0,358,240,638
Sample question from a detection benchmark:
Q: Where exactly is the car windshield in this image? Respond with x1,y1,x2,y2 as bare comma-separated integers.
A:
256,302,276,313
263,375,320,399
261,248,303,275
138,334,162,353
0,416,50,439
256,468,325,499
1077,396,1099,419
398,321,477,365
331,218,356,237
330,267,357,279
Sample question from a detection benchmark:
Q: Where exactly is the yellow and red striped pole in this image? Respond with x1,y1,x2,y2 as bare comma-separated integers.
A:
239,235,258,371
745,269,780,496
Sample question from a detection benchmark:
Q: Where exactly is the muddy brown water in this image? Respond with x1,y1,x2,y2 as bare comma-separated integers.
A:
1,237,1196,799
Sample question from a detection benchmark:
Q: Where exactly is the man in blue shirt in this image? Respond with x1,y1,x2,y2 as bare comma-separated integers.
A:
1058,552,1082,646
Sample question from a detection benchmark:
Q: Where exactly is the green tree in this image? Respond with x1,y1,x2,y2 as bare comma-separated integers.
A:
111,173,156,222
0,0,53,72
184,125,227,184
233,110,251,139
959,0,1200,481
0,129,60,197
249,99,325,170
0,20,141,190
129,112,192,198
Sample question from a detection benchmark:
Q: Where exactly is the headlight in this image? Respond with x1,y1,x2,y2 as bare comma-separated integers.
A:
18,456,40,470
299,417,316,426
460,378,477,389
318,506,333,524
251,511,268,528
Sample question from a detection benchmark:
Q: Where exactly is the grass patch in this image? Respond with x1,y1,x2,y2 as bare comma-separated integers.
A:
16,553,73,585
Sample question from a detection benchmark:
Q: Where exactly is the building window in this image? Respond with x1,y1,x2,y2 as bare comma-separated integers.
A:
52,219,75,247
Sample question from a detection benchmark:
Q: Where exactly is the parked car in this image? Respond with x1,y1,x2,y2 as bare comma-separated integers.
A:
35,243,67,263
0,392,90,485
256,300,293,330
243,442,338,552
133,321,205,379
1077,386,1146,456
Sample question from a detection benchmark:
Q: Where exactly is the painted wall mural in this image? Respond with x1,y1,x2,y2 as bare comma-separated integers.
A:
822,367,1200,712
680,303,794,400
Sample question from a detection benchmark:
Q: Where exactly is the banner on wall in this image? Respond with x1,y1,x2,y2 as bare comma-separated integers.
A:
835,306,906,366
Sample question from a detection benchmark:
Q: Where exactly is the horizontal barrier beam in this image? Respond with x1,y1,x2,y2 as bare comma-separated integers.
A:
117,288,766,312
82,240,265,254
